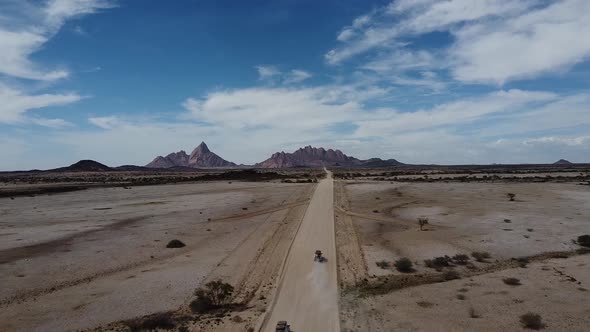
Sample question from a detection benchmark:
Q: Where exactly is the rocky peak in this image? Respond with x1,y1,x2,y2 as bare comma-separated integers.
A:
191,142,210,156
146,141,236,168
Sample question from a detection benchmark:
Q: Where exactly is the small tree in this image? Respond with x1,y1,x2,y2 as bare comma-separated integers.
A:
418,217,429,231
520,312,544,330
471,251,491,262
577,234,590,247
503,277,521,286
452,254,470,265
394,257,414,272
190,280,234,313
507,193,516,201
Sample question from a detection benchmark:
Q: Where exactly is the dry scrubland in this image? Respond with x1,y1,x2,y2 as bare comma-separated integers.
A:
334,173,590,331
1,166,589,332
0,173,318,332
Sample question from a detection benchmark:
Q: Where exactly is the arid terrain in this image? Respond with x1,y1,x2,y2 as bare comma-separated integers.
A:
0,172,318,332
334,170,590,332
1,165,589,332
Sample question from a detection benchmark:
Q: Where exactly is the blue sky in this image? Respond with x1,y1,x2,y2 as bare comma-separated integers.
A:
1,0,590,170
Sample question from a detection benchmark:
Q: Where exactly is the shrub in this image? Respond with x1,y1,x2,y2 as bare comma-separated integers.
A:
503,277,521,286
520,312,544,330
471,251,491,262
190,280,234,313
394,257,414,273
424,256,452,270
418,217,429,231
577,235,590,247
507,193,516,201
126,312,176,331
516,257,529,268
376,260,390,269
456,294,466,300
443,270,461,280
469,307,481,318
416,301,433,308
166,239,186,248
452,254,470,265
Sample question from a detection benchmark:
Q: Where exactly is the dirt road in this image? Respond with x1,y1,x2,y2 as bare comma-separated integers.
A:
262,171,340,332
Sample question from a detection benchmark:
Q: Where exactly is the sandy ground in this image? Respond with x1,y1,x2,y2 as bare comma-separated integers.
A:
0,181,314,332
260,171,340,332
339,181,589,276
335,179,590,331
341,255,590,331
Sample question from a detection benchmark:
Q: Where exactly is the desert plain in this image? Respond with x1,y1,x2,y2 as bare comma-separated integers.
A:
0,166,589,332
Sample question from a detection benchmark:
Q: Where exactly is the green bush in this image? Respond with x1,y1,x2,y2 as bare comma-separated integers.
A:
443,270,460,280
577,234,590,247
503,277,521,286
125,312,176,331
394,257,414,273
471,251,491,262
376,260,390,269
452,254,470,265
520,312,544,330
418,217,429,230
166,239,186,248
190,280,234,313
425,256,452,269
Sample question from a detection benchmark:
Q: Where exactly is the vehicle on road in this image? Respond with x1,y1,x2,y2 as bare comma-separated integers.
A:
276,320,291,332
314,249,325,262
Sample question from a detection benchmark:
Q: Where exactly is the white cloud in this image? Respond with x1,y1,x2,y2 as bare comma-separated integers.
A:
0,84,82,124
524,136,590,147
31,117,73,128
0,29,68,81
2,84,589,169
255,65,281,80
451,0,590,84
284,69,312,84
327,0,590,85
255,65,312,85
353,89,558,137
0,0,115,81
73,25,86,35
88,116,121,129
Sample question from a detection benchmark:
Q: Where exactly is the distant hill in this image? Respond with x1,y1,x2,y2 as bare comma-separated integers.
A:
360,157,404,168
52,160,112,172
553,159,573,165
114,165,151,171
256,146,404,168
146,142,236,168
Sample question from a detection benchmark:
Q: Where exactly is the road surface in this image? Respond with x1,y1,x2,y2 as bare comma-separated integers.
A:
262,170,340,332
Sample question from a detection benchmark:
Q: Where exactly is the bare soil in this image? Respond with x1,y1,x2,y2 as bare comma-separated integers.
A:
0,180,315,332
335,179,590,331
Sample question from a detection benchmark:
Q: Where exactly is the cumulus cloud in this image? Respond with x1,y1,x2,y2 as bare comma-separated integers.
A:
88,116,122,129
255,65,312,84
524,136,590,147
0,84,82,124
255,65,281,80
0,0,115,81
0,0,114,129
284,69,312,84
2,83,588,169
327,0,590,85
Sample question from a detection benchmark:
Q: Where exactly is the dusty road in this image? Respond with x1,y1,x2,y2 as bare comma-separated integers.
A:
262,171,340,332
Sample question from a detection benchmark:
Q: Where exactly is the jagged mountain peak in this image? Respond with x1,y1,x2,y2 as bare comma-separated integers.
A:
146,142,235,168
192,141,210,155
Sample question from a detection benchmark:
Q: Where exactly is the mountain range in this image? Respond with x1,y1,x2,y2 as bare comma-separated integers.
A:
146,142,236,168
146,142,402,169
